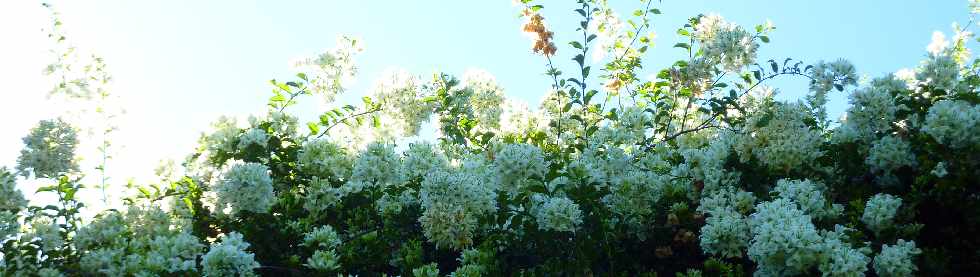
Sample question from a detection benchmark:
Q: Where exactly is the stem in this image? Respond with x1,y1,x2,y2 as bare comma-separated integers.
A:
315,107,382,139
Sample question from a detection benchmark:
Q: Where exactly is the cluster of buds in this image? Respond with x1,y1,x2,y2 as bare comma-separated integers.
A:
522,9,557,56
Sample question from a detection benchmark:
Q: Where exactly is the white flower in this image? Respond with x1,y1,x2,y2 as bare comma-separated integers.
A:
916,54,959,90
305,249,341,272
29,217,64,253
873,239,921,277
748,198,823,276
700,209,750,258
698,186,756,216
694,13,726,42
202,232,259,276
304,177,345,215
303,225,341,250
0,211,20,241
862,194,902,235
931,162,948,177
144,232,205,273
926,31,949,56
348,142,401,189
602,168,665,227
834,81,898,143
695,14,758,72
493,143,548,195
291,35,363,102
532,195,583,232
16,119,79,178
817,226,870,277
237,128,268,150
215,162,276,215
298,139,352,181
202,116,242,159
772,179,842,221
372,68,433,137
419,168,497,250
589,8,626,62
461,69,507,133
0,168,27,212
400,142,448,181
921,100,980,148
866,136,917,175
740,102,825,172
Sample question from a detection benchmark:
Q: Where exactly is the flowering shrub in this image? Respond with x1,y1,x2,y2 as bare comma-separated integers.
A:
4,0,980,276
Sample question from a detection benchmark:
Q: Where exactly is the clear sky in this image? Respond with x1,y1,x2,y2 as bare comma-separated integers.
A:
0,1,969,211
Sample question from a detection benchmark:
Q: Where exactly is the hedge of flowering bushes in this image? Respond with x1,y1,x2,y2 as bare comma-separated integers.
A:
3,0,980,276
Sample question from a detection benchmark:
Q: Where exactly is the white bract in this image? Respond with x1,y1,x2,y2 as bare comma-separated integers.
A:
873,239,921,277
201,232,260,277
862,194,902,235
215,163,276,215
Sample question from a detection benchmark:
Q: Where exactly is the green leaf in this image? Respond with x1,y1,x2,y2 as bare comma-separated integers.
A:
531,5,543,12
569,41,583,50
677,28,690,36
673,43,691,50
307,122,320,135
759,36,770,43
138,187,151,198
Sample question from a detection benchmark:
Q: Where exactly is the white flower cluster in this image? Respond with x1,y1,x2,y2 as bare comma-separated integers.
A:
808,59,857,120
202,232,260,277
304,177,345,215
861,194,902,235
916,54,959,90
498,99,547,136
931,162,948,177
303,225,342,272
873,239,921,277
835,81,898,143
589,6,626,62
531,194,583,232
748,198,823,276
602,168,666,229
809,59,858,93
237,127,268,151
698,181,755,213
746,182,869,276
74,206,204,275
772,179,842,221
737,102,824,172
493,143,548,195
376,188,418,216
298,139,353,181
291,35,363,102
817,226,871,277
921,100,980,148
866,136,916,177
419,168,497,250
202,116,242,158
699,209,751,258
263,111,300,138
16,119,79,178
0,210,19,240
373,68,433,137
348,142,401,191
461,69,507,133
0,168,27,212
29,217,64,253
215,162,275,215
695,14,758,72
400,142,448,182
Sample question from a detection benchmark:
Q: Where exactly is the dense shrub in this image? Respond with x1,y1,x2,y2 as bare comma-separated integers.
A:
3,1,980,276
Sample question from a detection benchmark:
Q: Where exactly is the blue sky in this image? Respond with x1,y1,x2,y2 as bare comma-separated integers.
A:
0,1,970,209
